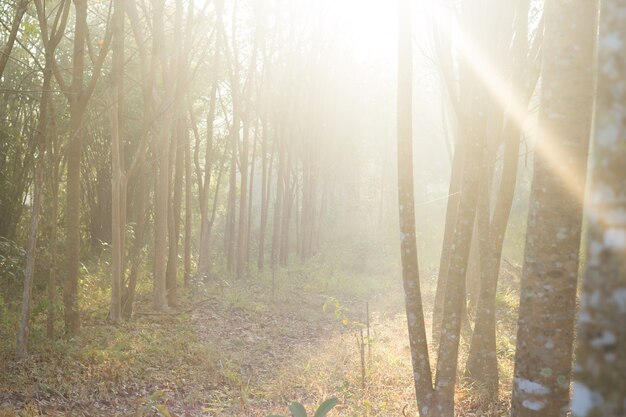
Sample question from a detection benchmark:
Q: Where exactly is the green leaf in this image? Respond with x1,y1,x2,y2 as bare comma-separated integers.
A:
155,403,172,417
148,390,164,401
288,402,308,417
313,398,340,417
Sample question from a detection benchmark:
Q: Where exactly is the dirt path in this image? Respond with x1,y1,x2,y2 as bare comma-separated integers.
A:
1,280,401,417
190,284,351,416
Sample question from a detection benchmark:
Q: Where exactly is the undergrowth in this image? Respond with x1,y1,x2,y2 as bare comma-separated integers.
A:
0,238,522,416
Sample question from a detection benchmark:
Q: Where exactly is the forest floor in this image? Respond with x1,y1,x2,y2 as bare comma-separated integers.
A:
0,262,521,417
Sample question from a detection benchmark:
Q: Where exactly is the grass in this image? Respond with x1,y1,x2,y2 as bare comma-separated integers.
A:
0,236,524,416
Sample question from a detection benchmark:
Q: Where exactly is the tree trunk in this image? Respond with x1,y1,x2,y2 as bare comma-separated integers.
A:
0,0,30,80
465,0,530,392
197,0,223,282
166,118,185,306
184,118,192,287
63,0,89,334
108,0,125,323
246,120,258,268
279,145,294,266
432,120,465,349
511,1,598,415
271,131,284,269
17,162,43,357
397,0,435,414
571,4,626,414
434,89,485,417
236,117,250,278
226,117,239,273
47,151,59,337
122,162,145,319
152,0,170,311
257,123,274,271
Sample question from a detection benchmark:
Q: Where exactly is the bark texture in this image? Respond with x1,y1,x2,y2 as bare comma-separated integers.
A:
571,2,626,416
397,1,435,415
511,1,598,415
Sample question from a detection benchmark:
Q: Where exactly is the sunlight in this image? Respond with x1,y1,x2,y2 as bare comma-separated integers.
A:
428,2,588,204
1,0,619,416
326,0,396,63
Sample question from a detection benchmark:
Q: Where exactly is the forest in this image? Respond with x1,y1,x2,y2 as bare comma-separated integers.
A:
0,0,624,416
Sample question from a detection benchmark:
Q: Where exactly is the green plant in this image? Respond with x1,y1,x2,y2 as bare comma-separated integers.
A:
0,237,26,285
269,397,340,417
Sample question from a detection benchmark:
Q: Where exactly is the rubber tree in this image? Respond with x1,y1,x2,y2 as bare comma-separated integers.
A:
511,0,598,415
570,1,626,416
52,0,112,334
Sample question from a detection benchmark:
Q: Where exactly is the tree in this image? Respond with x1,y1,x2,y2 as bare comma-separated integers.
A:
196,0,224,283
16,0,70,356
433,2,487,410
396,0,433,414
0,0,30,80
465,0,537,391
571,2,626,415
151,0,173,311
511,1,598,415
53,0,112,334
108,0,125,323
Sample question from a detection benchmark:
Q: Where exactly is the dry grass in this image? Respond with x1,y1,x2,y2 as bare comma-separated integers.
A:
0,254,522,417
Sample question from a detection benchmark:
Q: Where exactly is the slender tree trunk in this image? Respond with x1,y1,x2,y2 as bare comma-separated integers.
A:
17,62,51,354
397,0,435,414
465,0,530,392
271,132,284,269
246,120,258,269
63,0,89,334
47,152,59,337
466,221,481,318
17,163,43,357
184,119,192,287
109,91,123,322
0,0,30,80
166,118,185,306
434,89,485,417
108,0,125,322
17,0,72,347
33,0,69,339
236,117,250,278
257,124,274,271
154,116,171,311
196,117,214,281
432,126,465,348
201,150,228,282
57,0,110,333
279,148,293,266
197,1,223,282
152,0,170,311
226,119,239,273
122,161,145,318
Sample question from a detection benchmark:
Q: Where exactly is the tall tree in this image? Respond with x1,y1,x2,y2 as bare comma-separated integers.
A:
465,0,533,391
397,0,434,415
151,0,174,311
0,0,30,80
196,0,223,283
53,0,112,333
108,0,125,323
511,0,598,415
16,0,70,356
571,2,626,415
